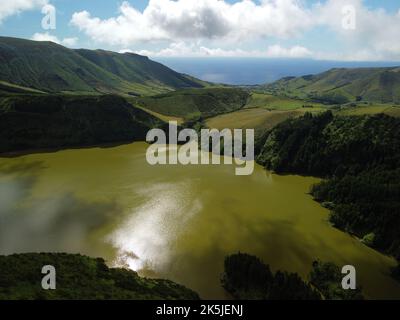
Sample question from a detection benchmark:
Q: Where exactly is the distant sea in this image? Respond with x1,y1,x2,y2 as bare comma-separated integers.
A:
154,58,400,85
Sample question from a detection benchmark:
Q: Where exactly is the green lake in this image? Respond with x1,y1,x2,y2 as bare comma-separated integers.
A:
1,142,400,299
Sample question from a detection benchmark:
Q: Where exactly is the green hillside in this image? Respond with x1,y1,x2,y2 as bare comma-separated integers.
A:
257,112,400,177
133,88,250,120
0,37,204,96
0,94,164,153
76,49,205,91
264,67,400,104
0,253,199,300
0,80,46,95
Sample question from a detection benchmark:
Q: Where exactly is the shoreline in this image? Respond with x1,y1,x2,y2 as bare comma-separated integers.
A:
0,140,143,158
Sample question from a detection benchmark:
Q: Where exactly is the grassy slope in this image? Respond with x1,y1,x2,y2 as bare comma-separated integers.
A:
0,80,46,95
264,67,400,104
206,108,317,137
75,49,205,92
0,37,205,96
0,37,131,94
134,105,185,124
205,91,326,138
205,103,398,141
0,253,199,300
133,87,250,120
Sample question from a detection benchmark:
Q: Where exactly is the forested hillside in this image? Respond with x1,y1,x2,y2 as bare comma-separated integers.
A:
257,112,400,177
0,253,199,300
0,94,164,153
257,112,400,262
221,253,363,300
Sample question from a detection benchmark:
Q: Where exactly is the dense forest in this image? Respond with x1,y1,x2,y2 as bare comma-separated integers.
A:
256,112,400,274
0,94,165,153
257,111,400,177
311,169,400,258
221,253,363,300
309,260,364,300
0,253,199,300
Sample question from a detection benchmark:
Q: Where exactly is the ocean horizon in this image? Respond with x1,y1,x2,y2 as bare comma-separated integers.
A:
154,58,400,85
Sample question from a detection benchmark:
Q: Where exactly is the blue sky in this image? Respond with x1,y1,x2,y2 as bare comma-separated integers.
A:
1,0,400,61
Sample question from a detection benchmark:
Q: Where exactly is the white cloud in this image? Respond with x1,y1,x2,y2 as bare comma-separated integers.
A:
60,37,79,47
0,0,48,22
31,32,78,47
71,0,312,46
70,0,400,61
315,0,400,60
265,44,312,58
133,42,312,58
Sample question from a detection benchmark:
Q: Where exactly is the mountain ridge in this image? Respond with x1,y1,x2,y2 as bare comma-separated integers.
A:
264,66,400,104
0,36,205,96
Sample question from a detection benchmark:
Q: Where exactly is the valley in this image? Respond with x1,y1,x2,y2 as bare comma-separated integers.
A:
1,36,400,300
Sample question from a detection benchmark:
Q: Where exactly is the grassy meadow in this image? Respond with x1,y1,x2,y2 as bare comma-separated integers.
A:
205,108,310,136
245,92,325,110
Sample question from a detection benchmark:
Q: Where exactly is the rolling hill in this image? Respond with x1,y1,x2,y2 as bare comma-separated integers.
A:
133,88,250,120
0,37,204,96
264,67,400,104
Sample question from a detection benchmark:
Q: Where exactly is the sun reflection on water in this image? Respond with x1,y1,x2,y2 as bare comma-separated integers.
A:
109,181,202,272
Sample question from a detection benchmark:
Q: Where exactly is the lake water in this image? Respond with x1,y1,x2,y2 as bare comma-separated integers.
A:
1,142,400,299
